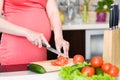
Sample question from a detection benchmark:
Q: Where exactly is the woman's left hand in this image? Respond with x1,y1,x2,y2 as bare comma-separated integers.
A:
55,37,70,57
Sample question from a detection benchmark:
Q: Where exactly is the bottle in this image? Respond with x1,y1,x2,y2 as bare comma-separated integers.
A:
82,0,89,24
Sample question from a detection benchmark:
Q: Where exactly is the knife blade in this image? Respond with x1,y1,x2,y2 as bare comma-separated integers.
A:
42,43,67,57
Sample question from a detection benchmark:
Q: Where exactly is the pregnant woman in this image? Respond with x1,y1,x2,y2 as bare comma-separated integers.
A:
0,0,69,65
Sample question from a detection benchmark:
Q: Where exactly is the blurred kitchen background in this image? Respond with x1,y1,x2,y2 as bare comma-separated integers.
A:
47,0,120,60
57,0,120,25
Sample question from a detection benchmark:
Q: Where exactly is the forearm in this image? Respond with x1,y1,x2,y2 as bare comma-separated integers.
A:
46,0,63,39
0,17,29,37
50,10,63,39
46,0,69,54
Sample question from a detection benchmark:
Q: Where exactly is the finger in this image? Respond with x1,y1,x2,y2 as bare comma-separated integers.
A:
55,43,62,56
56,44,61,53
63,42,69,57
37,38,42,48
63,47,68,56
34,39,38,46
41,35,50,47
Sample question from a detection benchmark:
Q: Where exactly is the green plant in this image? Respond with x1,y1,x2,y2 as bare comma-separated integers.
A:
95,0,114,12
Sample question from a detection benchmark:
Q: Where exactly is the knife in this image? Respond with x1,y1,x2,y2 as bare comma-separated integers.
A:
114,4,119,28
109,8,114,30
42,43,67,57
110,4,116,29
111,4,119,29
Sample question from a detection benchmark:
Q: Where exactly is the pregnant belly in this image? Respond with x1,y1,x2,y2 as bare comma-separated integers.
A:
4,9,51,40
5,9,51,32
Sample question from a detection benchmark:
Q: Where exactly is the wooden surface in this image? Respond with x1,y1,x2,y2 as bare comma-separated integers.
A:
31,59,74,72
103,28,120,65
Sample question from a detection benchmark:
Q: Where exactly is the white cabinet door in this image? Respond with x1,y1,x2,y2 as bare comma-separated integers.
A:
85,29,104,59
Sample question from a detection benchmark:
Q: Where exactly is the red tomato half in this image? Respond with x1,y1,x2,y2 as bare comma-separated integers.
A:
81,66,95,77
108,65,119,77
101,63,112,73
90,56,103,68
73,54,84,64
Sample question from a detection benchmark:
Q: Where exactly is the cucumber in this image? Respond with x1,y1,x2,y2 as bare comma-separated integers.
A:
28,63,46,74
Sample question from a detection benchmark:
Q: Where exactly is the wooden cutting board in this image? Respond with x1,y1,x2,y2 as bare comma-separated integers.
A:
31,59,74,72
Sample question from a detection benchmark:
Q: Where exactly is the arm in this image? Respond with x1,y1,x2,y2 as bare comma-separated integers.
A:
0,0,50,47
46,0,63,39
0,0,29,37
46,0,69,56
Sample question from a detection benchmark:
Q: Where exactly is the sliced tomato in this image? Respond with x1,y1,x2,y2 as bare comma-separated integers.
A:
57,56,68,64
57,56,64,61
51,60,67,66
55,60,66,66
51,60,58,66
51,56,68,66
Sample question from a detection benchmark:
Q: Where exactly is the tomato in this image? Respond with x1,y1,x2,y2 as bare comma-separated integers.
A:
90,56,103,68
51,56,68,66
101,63,112,73
73,54,84,64
51,60,66,66
51,60,58,66
57,56,68,64
107,65,119,77
81,66,95,77
57,56,64,61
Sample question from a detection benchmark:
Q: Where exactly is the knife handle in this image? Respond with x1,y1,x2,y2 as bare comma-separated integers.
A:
114,5,119,27
109,8,114,29
111,4,116,28
42,43,47,47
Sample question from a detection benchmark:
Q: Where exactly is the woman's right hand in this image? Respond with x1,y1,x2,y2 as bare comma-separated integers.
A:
25,30,50,48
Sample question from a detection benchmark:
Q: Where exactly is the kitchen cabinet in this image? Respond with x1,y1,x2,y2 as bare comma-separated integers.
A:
85,29,104,59
47,30,85,60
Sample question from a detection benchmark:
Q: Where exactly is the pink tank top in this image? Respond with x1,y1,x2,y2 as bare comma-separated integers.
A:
0,0,51,65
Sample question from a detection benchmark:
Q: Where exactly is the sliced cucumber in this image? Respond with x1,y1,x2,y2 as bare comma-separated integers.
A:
28,63,46,74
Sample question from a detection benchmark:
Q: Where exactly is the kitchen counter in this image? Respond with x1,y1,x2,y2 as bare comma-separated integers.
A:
0,70,120,80
0,23,109,34
62,23,109,30
0,71,61,80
